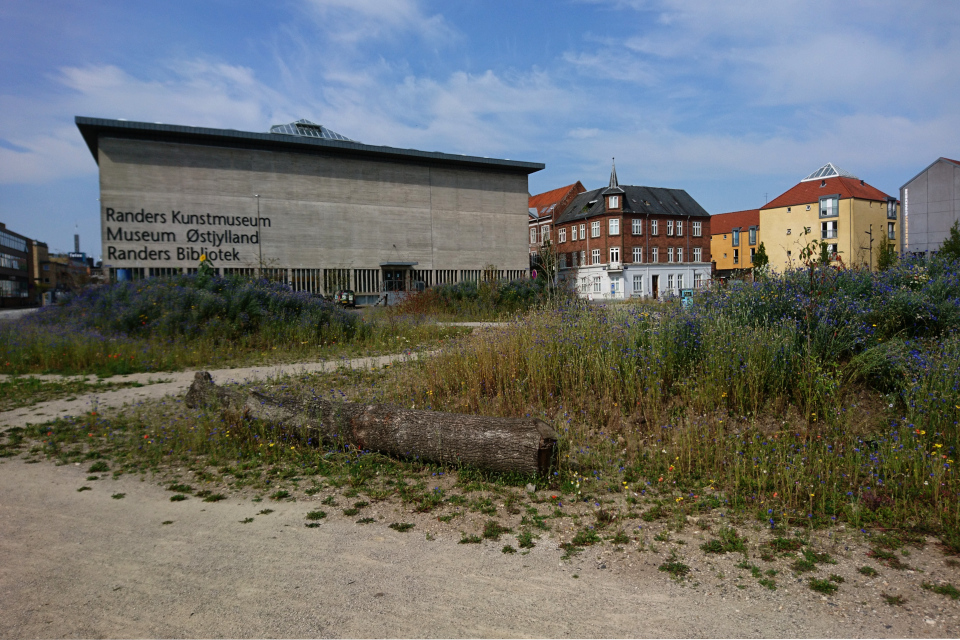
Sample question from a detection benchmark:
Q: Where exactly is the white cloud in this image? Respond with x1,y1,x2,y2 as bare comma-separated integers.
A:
301,0,456,46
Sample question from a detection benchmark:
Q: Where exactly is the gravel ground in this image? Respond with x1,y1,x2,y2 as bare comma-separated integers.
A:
1,456,959,638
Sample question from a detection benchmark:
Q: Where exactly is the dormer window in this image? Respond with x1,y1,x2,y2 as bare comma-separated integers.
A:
608,195,619,209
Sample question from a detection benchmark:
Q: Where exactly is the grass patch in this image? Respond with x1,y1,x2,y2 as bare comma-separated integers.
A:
659,552,691,580
517,530,538,549
922,582,960,600
701,526,747,554
88,461,109,473
482,520,511,541
858,566,879,577
111,493,125,499
882,593,906,606
808,578,839,595
502,545,517,554
169,494,188,502
389,522,414,532
305,510,327,520
459,533,482,544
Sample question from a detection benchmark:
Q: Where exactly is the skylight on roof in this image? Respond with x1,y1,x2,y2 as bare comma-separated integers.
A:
800,163,858,182
269,119,355,142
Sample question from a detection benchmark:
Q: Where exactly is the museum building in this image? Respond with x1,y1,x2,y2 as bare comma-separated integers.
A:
76,116,543,302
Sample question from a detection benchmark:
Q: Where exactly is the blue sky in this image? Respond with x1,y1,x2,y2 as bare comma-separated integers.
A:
2,0,959,257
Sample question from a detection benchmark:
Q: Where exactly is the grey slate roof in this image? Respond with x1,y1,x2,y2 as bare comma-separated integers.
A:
554,185,709,224
75,116,543,174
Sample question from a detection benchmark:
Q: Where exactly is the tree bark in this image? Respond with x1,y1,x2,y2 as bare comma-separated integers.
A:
185,371,558,476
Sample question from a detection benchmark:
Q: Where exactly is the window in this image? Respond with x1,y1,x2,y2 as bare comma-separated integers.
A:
611,276,621,294
592,248,600,264
819,195,839,218
580,250,586,265
667,221,674,236
559,228,566,243
591,221,600,238
694,273,703,288
667,274,674,291
541,225,550,242
580,277,588,292
608,195,619,209
609,218,620,235
530,228,537,243
677,247,683,263
632,247,643,263
651,220,659,235
732,228,740,247
571,251,578,267
827,243,838,255
887,199,897,220
888,222,895,240
633,274,643,294
749,227,757,246
821,220,837,239
610,246,620,263
651,247,659,263
559,253,567,269
593,277,601,293
750,247,756,263
632,218,642,235
733,249,739,264
676,220,683,236
579,223,586,240
692,221,702,237
677,274,683,289
571,225,578,241
668,247,675,263
693,247,702,262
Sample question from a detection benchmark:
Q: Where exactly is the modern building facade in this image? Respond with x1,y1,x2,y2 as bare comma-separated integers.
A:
900,157,960,257
759,163,898,271
710,209,760,280
0,222,31,308
76,117,543,303
553,165,711,299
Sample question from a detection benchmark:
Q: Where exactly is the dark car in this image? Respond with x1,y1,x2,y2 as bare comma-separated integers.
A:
334,290,356,307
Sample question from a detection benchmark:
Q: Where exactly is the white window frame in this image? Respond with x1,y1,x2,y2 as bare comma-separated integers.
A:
579,223,586,240
651,247,659,263
580,250,586,265
541,225,549,242
821,220,837,239
651,220,659,235
668,247,675,263
677,274,684,290
692,221,702,237
693,247,702,262
676,220,683,236
593,276,601,293
632,246,642,263
667,274,674,291
632,218,642,235
530,228,537,243
610,246,620,264
694,273,703,288
667,220,674,236
677,247,683,263
591,221,601,238
591,248,600,265
571,225,578,242
633,274,643,294
608,195,619,209
559,228,566,243
609,218,620,236
559,253,567,269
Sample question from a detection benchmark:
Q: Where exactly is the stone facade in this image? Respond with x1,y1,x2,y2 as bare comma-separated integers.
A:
78,117,542,300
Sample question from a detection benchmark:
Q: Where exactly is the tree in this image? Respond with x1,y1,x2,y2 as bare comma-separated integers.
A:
876,241,898,271
752,241,770,279
938,220,960,262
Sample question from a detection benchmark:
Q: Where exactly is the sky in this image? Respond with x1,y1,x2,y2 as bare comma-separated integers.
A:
2,0,959,258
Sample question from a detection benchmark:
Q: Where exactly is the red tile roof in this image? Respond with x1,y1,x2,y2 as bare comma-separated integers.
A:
529,182,585,218
761,176,891,210
711,209,759,235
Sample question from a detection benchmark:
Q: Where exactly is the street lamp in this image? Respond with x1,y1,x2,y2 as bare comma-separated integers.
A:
255,194,262,278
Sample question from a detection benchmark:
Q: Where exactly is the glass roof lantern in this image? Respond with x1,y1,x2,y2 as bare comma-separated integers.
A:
801,163,858,182
269,119,355,142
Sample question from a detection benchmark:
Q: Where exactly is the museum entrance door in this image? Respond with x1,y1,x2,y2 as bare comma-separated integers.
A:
383,268,407,292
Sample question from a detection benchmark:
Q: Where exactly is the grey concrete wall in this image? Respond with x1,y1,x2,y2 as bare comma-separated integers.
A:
98,137,530,277
901,160,960,255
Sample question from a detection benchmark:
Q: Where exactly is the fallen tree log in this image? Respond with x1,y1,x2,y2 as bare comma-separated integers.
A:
185,372,558,476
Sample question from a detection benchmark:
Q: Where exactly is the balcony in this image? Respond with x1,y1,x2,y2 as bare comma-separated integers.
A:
822,230,838,239
606,261,623,272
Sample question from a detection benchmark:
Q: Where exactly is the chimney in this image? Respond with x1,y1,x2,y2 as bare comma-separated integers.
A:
74,234,80,253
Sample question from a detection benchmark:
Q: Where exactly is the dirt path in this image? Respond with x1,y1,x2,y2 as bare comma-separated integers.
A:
2,458,958,639
0,351,426,430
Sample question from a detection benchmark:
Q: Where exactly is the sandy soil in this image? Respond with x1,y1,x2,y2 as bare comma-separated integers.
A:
1,457,959,639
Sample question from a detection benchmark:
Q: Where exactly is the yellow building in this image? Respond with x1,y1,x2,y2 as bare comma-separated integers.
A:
710,209,760,279
759,164,899,271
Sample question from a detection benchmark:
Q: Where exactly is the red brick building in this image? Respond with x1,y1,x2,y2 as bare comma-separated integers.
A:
528,182,586,261
552,164,711,299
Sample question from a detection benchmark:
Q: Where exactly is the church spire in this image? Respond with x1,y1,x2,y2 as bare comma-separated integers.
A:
609,157,619,189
